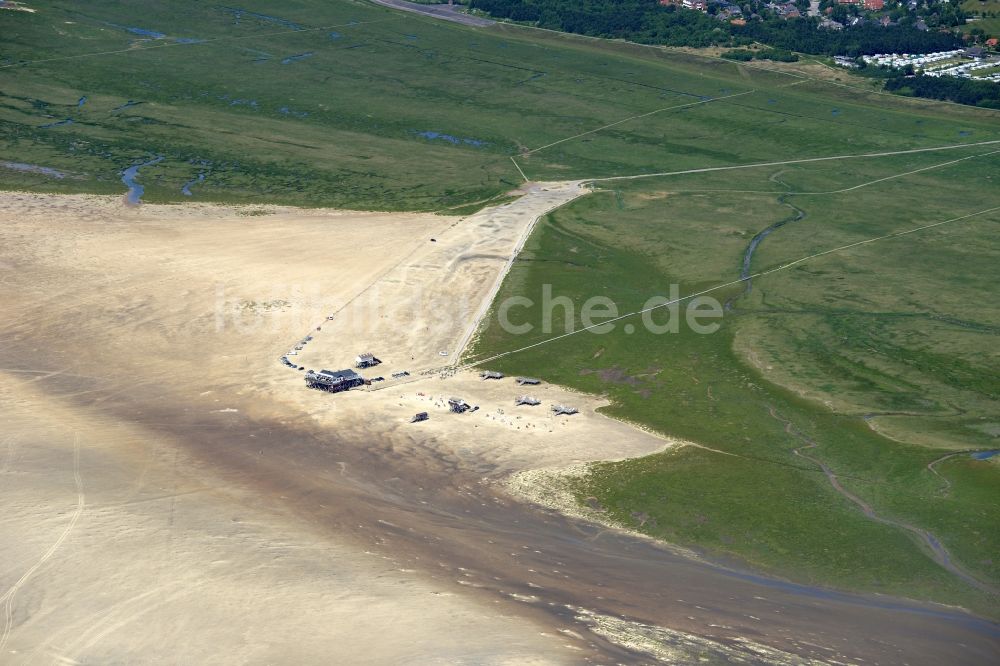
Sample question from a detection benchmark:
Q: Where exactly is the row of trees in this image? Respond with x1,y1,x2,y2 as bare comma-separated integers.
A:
469,0,965,55
816,0,968,28
733,19,964,55
884,74,1000,108
468,0,998,108
721,47,800,61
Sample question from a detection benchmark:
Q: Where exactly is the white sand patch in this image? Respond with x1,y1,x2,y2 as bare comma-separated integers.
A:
501,452,703,563
571,606,831,665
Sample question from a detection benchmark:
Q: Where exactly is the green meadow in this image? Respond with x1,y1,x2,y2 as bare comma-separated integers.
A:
468,148,1000,615
3,0,999,616
2,1,997,208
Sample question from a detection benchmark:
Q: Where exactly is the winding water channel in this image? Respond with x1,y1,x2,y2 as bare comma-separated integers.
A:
730,172,996,597
120,156,164,204
768,407,995,594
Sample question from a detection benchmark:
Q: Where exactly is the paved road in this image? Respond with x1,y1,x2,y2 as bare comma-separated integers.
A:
368,0,495,26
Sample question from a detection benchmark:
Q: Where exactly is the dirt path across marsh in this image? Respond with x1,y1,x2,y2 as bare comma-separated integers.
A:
368,0,495,26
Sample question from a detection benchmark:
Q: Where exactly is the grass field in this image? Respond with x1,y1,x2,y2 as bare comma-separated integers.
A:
468,148,1000,615
962,0,1000,16
2,1,998,209
961,18,1000,37
4,0,1000,616
960,0,1000,36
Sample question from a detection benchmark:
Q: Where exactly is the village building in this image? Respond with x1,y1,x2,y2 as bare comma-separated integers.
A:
305,368,365,392
837,0,884,8
0,1,35,11
355,352,381,369
769,2,800,18
658,0,709,11
448,397,472,413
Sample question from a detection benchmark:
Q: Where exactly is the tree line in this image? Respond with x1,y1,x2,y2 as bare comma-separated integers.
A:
469,0,964,55
468,0,1000,107
883,74,1000,108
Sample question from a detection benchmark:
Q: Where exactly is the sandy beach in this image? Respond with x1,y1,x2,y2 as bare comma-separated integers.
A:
0,189,666,664
1,190,996,665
